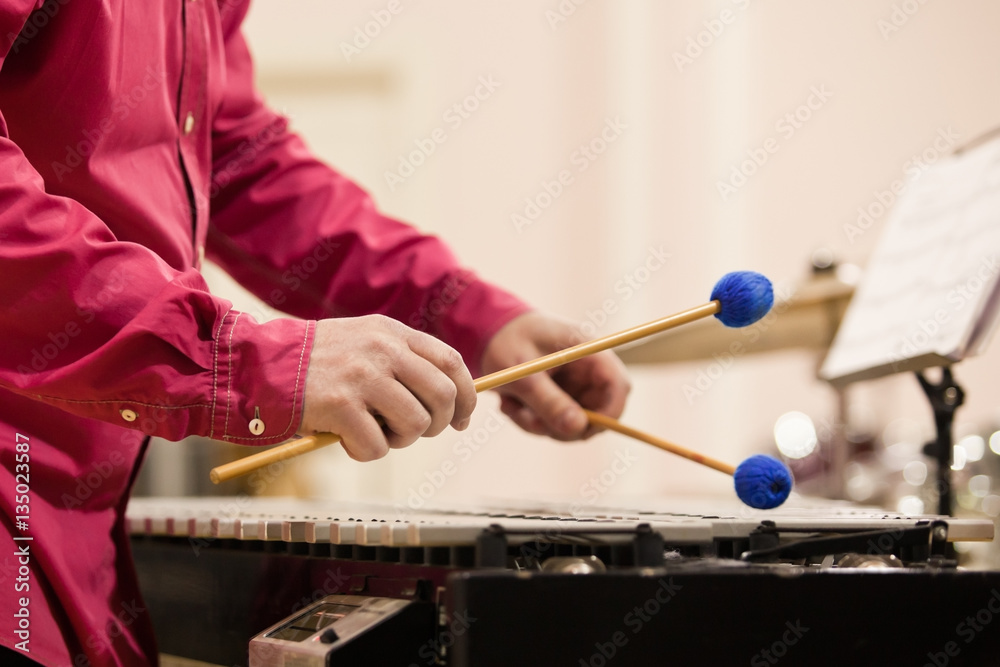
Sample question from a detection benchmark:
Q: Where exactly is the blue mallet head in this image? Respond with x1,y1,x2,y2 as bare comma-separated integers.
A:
710,271,774,328
734,455,793,509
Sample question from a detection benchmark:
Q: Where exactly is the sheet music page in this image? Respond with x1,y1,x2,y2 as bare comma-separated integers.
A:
821,136,1000,385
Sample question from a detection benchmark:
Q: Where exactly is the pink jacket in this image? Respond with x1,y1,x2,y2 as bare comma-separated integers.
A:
0,1,528,664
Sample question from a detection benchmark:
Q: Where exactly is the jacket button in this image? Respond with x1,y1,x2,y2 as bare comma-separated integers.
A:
249,418,265,435
120,409,137,422
183,112,195,135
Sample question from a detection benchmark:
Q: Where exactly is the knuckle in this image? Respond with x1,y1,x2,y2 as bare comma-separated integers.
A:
369,375,397,398
360,364,389,389
317,390,354,421
388,404,433,440
373,313,407,336
370,337,406,365
415,410,433,433
431,375,458,406
440,347,466,375
334,352,376,384
400,404,433,435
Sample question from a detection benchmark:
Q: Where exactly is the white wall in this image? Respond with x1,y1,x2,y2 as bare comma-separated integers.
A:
185,0,1000,514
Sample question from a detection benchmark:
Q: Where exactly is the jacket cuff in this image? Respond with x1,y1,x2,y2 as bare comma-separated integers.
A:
209,312,314,445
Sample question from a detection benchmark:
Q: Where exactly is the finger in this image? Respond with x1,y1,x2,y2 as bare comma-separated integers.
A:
568,353,631,438
335,403,392,462
498,394,549,436
390,352,460,438
405,330,476,429
504,373,589,440
368,378,433,449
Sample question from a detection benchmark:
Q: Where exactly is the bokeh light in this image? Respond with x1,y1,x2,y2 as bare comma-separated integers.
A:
774,411,818,460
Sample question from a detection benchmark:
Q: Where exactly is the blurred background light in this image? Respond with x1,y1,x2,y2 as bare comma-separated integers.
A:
774,411,818,460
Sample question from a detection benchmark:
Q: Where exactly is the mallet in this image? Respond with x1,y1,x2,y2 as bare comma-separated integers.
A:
210,271,774,484
583,410,793,509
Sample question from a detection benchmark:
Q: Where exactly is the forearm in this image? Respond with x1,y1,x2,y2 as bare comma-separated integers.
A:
0,138,313,445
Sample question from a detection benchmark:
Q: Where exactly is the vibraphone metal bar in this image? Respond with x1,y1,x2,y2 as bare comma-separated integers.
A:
125,496,994,549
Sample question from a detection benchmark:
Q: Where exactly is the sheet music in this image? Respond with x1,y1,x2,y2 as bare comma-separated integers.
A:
821,136,1000,384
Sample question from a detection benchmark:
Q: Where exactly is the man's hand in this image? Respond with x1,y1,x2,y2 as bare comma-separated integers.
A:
480,311,630,440
300,315,476,461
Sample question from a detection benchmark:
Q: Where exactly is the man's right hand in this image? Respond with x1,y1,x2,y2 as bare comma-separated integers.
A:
299,315,476,461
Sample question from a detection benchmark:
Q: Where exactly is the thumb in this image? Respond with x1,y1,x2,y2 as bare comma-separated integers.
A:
507,373,588,439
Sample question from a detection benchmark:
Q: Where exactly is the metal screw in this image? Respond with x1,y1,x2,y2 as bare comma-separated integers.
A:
944,387,958,405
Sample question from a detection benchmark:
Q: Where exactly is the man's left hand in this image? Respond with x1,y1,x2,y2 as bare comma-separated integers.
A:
480,311,631,440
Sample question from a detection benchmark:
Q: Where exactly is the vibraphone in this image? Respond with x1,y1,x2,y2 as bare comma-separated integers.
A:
128,496,1000,666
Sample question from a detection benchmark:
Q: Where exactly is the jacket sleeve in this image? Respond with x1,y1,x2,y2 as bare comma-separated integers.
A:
206,2,531,378
0,4,314,447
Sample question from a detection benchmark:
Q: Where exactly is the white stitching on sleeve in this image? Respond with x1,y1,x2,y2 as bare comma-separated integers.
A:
209,307,233,440
223,311,242,438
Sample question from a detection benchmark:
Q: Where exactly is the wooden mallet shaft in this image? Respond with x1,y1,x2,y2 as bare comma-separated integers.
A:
210,301,721,484
583,410,735,475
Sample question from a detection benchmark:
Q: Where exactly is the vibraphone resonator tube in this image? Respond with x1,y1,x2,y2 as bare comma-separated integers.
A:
210,271,778,484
